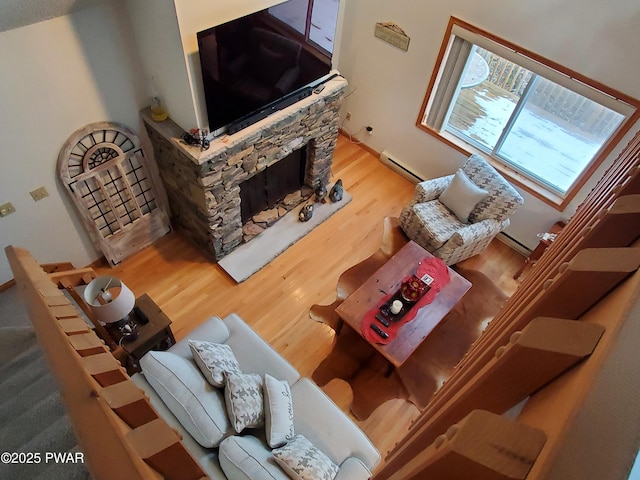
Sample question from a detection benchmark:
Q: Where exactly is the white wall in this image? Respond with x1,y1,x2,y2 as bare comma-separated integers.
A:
173,0,288,131
336,0,640,249
125,0,196,131
2,0,637,285
0,2,148,285
125,0,288,132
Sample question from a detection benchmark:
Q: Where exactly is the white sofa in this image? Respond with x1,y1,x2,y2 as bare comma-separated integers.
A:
132,313,381,479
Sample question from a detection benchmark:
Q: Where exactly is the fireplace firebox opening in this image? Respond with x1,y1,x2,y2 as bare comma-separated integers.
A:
239,145,315,243
240,145,307,224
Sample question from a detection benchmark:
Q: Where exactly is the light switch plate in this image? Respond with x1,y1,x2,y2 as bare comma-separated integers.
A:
0,202,16,217
30,186,49,201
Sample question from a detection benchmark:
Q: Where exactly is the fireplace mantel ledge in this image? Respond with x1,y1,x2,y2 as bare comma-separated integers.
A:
142,72,348,166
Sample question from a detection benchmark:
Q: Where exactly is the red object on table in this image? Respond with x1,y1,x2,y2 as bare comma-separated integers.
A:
336,241,472,368
361,257,450,345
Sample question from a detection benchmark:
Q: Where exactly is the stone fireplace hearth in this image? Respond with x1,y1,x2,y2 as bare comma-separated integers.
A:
143,75,348,261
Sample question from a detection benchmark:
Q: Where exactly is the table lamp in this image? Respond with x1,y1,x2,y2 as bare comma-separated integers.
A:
83,276,136,326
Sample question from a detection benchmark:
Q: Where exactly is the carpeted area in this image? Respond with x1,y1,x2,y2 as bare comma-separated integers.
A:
0,289,90,480
219,188,351,282
0,285,32,328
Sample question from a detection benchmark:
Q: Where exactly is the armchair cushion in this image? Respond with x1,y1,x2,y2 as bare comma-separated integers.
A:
410,201,465,251
439,169,488,222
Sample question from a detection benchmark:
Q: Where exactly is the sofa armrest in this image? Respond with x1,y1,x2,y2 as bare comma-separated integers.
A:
450,218,508,247
168,315,230,358
335,457,372,480
223,313,300,386
291,378,380,471
415,174,453,203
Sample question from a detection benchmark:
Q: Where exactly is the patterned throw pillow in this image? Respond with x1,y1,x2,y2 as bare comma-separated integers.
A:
189,340,241,388
263,374,295,448
273,434,339,480
224,372,264,433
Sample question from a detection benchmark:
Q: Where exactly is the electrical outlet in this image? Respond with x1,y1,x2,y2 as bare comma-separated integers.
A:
0,202,16,217
30,186,49,202
345,112,352,121
366,125,374,135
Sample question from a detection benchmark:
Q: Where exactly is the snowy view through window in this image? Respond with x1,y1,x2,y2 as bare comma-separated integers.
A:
269,0,339,53
446,50,624,195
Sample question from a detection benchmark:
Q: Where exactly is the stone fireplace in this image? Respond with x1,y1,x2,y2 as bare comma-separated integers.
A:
143,75,347,261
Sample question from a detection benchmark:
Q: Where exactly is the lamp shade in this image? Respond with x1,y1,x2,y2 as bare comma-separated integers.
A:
83,276,135,324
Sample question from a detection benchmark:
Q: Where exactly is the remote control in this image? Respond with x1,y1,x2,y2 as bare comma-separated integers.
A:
375,313,390,327
370,324,389,339
134,306,149,324
313,84,325,94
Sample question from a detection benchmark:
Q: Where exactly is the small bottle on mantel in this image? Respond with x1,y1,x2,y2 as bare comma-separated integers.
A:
149,77,168,122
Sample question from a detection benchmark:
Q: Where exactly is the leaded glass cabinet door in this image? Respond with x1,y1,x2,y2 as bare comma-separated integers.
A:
58,122,171,265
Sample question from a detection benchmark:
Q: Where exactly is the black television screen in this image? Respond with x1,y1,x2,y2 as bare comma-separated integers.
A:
197,5,333,136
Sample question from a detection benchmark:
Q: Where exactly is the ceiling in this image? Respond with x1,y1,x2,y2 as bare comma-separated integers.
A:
0,0,106,33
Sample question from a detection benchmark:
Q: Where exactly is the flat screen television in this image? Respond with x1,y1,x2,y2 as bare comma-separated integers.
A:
197,5,333,136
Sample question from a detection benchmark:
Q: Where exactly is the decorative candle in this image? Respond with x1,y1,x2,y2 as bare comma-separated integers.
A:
390,300,403,315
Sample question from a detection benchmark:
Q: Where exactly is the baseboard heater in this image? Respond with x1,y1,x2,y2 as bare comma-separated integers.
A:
379,150,422,184
496,232,531,256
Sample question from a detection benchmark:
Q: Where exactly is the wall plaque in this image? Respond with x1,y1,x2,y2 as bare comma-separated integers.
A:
374,22,410,51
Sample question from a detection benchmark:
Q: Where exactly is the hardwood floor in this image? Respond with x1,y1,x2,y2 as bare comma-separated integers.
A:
96,135,525,462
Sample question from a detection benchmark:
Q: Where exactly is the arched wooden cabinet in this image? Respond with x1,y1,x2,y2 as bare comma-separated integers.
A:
58,122,171,265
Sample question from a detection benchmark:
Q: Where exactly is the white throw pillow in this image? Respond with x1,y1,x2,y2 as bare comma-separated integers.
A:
139,350,231,448
439,169,488,223
189,339,242,387
264,374,295,448
224,372,265,433
273,434,339,480
219,435,290,480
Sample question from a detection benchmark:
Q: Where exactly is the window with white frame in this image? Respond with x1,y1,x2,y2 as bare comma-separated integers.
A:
419,18,639,208
268,0,340,55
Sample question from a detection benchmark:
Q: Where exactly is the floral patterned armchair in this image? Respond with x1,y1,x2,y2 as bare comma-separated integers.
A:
399,155,524,265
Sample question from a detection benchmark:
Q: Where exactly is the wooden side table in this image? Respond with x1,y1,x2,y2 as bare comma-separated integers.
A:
514,221,566,280
110,293,176,374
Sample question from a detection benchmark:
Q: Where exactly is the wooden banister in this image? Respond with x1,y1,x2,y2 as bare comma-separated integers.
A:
530,247,640,320
80,352,129,386
100,381,159,428
377,130,640,479
58,316,92,335
391,317,603,454
392,410,546,480
126,419,208,480
5,245,207,480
